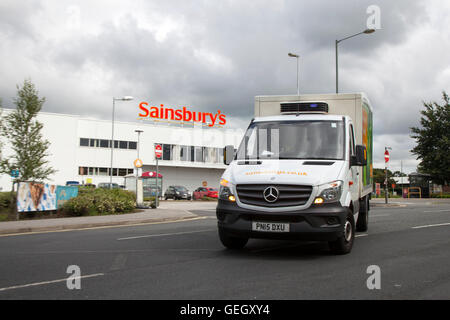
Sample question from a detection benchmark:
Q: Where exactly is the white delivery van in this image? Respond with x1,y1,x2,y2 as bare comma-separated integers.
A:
217,93,373,254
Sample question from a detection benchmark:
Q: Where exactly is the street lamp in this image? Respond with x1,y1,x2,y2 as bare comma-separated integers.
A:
385,146,392,204
335,28,375,93
134,129,143,205
288,52,300,95
110,96,134,189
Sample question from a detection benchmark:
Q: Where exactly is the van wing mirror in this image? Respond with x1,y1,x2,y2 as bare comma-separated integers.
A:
355,145,367,166
224,145,235,165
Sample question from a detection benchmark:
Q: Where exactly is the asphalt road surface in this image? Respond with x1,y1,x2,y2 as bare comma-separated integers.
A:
0,200,449,299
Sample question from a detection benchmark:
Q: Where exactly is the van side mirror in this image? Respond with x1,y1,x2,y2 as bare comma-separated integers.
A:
354,145,367,166
224,145,235,165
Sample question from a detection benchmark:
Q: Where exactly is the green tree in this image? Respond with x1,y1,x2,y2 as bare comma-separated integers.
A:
373,168,395,186
0,79,56,182
392,170,407,177
411,92,450,185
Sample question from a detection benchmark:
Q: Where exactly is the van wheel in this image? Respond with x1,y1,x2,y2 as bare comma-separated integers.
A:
218,228,248,249
356,196,369,232
329,211,355,255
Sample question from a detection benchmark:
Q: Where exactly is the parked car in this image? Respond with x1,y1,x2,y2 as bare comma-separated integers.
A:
193,187,218,200
98,183,119,189
164,186,192,200
66,181,80,186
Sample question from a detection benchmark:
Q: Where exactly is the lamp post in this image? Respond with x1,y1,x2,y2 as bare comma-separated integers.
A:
385,146,392,204
288,52,300,95
135,129,143,205
335,28,375,93
110,96,133,189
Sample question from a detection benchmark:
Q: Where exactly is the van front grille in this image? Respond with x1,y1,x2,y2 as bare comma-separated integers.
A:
236,184,312,207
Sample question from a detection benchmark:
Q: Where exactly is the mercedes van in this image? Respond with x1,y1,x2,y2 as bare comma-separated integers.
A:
217,93,373,254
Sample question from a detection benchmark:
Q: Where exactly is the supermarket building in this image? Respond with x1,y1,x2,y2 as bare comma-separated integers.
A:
0,110,245,193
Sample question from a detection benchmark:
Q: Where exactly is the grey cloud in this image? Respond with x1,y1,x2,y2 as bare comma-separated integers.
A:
0,0,448,171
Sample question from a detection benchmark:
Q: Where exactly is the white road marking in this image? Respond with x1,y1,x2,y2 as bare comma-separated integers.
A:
0,273,104,292
117,229,215,240
370,214,390,217
423,209,450,213
355,234,368,237
412,222,450,229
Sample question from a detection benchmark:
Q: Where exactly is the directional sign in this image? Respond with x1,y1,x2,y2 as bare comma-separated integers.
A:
134,158,143,168
10,169,19,178
155,144,162,159
384,150,390,163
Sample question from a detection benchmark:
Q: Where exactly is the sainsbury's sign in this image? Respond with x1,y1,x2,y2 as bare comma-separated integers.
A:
138,102,226,127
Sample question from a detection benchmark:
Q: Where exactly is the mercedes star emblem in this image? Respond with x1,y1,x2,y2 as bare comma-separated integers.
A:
263,186,279,203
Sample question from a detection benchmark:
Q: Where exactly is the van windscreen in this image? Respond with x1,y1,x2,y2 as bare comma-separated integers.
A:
236,120,345,160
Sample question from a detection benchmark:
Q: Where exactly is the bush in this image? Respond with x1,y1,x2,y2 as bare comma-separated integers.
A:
431,193,450,198
0,192,15,212
62,188,136,216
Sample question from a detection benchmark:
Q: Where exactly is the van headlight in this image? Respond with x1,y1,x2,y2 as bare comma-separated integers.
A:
314,181,342,204
219,178,235,202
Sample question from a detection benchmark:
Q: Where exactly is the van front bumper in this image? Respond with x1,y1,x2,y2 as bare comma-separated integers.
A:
216,200,348,241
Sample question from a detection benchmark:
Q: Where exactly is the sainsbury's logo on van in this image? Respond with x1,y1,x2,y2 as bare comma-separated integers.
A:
138,101,226,127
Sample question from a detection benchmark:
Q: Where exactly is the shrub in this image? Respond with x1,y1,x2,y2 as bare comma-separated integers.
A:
0,192,15,212
62,188,135,216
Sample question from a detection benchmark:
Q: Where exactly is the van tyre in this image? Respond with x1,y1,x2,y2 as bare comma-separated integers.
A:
218,228,248,249
329,211,355,255
356,196,369,232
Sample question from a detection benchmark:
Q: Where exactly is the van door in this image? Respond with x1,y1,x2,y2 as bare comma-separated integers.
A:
348,123,359,208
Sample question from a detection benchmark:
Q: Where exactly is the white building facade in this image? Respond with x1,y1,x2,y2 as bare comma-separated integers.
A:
0,110,245,193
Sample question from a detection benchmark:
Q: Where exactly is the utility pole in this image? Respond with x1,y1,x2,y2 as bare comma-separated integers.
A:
384,147,391,204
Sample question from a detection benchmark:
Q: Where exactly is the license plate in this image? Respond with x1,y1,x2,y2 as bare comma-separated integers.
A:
252,222,290,232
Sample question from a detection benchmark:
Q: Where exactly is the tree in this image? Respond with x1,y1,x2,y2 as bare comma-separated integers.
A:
0,79,56,182
411,92,450,185
392,170,407,177
373,168,395,186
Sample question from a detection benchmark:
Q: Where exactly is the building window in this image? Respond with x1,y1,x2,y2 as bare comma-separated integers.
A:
195,146,203,162
80,138,89,146
180,145,189,161
119,168,128,176
100,139,110,148
163,144,172,160
90,139,97,147
119,141,128,149
78,167,88,175
127,168,134,174
98,168,108,176
129,141,137,149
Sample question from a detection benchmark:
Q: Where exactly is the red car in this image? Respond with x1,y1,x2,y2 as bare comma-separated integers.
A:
193,187,218,199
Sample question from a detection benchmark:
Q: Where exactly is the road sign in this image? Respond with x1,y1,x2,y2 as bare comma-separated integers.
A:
134,158,143,168
155,144,162,159
384,150,390,163
10,169,19,178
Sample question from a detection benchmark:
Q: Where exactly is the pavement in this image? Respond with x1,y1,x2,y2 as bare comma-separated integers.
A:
0,201,216,236
0,198,449,299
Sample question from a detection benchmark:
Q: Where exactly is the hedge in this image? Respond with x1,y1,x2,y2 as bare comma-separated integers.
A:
62,187,136,216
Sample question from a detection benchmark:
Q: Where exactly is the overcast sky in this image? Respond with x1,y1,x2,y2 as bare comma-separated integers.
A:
1,0,449,174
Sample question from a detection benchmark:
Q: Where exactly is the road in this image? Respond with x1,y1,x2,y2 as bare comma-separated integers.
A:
0,199,449,299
